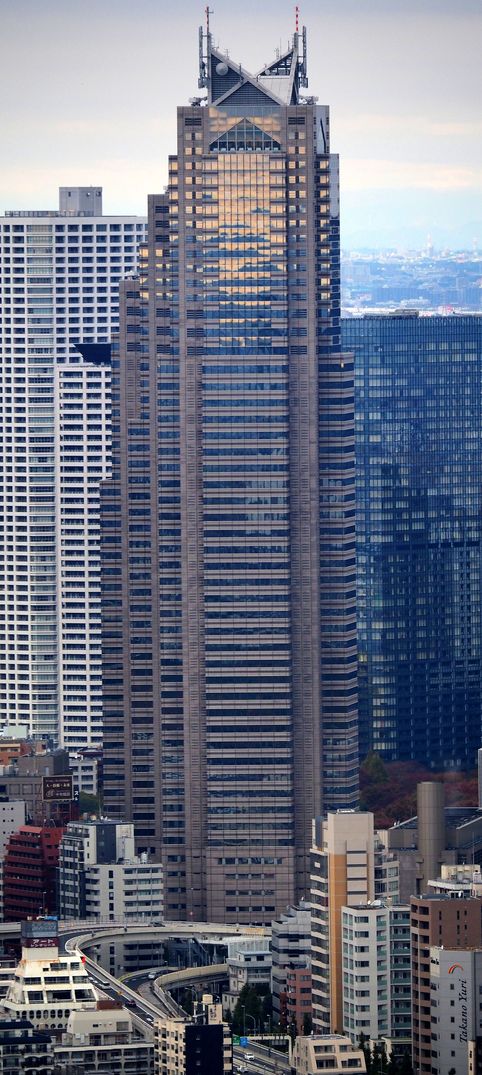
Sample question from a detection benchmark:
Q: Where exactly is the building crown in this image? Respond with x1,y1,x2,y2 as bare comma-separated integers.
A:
198,18,308,107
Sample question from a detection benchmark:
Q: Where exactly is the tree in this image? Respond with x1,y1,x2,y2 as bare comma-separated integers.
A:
78,790,101,815
398,1053,414,1075
358,1033,373,1075
361,751,389,786
261,990,272,1026
386,1051,398,1075
231,984,262,1035
372,1040,388,1074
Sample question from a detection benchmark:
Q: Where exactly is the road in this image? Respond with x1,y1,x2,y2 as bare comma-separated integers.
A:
64,936,183,1036
234,1041,292,1074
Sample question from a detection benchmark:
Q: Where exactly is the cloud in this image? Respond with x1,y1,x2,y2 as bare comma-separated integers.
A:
339,115,482,141
342,159,482,193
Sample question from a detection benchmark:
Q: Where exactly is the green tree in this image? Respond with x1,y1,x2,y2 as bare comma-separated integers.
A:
361,752,389,785
78,790,101,815
261,991,272,1027
358,1034,373,1075
386,1051,398,1075
372,1041,388,1074
232,984,262,1035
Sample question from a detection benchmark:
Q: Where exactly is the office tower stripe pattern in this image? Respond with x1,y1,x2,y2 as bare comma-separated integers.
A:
101,26,358,923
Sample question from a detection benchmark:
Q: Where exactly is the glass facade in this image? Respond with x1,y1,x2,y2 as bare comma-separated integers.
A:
102,30,358,924
344,313,482,767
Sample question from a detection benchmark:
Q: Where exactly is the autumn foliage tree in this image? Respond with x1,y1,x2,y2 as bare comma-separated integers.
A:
360,752,478,828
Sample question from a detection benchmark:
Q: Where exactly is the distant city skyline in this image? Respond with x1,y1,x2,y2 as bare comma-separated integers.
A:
0,0,480,249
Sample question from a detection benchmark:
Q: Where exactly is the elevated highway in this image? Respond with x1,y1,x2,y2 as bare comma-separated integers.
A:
2,917,269,1055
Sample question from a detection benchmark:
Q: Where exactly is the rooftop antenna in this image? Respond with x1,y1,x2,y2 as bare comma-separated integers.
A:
295,5,299,33
198,8,213,92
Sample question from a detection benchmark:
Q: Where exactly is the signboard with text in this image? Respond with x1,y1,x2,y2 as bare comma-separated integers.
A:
21,918,58,948
42,774,73,802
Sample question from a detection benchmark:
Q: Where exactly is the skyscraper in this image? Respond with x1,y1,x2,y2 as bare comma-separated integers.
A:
102,23,358,923
55,343,112,749
0,188,147,746
345,313,482,767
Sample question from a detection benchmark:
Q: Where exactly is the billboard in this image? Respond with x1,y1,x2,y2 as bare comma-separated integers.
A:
22,918,58,948
42,774,73,802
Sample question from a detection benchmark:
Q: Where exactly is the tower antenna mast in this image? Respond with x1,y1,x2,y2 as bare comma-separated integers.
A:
198,8,213,91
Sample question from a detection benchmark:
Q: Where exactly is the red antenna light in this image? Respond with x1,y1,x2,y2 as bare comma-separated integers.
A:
295,5,299,33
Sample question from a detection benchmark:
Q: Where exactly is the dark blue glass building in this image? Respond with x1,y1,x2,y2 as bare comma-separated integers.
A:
343,313,482,768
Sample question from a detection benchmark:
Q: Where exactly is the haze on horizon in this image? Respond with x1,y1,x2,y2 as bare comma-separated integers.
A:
0,0,480,249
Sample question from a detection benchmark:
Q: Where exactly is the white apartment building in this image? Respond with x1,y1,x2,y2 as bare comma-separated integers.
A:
55,348,112,748
58,818,163,921
0,186,147,746
223,937,272,1013
310,812,399,1035
341,902,411,1052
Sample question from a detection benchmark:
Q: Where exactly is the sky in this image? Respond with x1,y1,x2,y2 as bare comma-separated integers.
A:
0,0,481,249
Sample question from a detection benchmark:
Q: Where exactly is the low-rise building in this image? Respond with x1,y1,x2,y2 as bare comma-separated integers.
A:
0,736,46,767
155,995,232,1074
293,1034,366,1075
286,965,312,1034
54,1004,154,1074
0,1018,53,1073
0,748,72,826
58,819,163,922
427,863,482,898
271,901,311,1025
381,782,482,903
223,937,271,1013
69,749,101,799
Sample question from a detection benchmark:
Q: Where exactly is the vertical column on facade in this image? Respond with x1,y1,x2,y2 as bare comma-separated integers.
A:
177,110,207,920
286,105,322,900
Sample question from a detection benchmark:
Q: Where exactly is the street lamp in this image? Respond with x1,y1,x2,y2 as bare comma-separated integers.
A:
241,1005,256,1036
